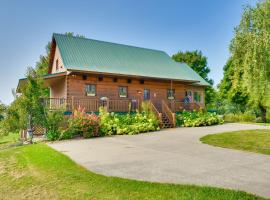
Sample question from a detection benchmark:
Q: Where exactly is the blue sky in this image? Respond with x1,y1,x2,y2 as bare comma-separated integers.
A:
0,0,257,104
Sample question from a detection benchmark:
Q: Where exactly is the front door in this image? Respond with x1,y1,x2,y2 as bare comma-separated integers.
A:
144,89,150,100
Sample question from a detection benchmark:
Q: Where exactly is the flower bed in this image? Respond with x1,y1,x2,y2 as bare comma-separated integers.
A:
176,111,224,127
47,104,160,141
62,106,100,139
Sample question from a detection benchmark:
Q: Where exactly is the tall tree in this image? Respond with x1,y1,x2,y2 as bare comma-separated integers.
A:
172,50,215,106
36,42,51,76
0,32,84,135
221,0,270,121
0,101,6,121
218,58,248,112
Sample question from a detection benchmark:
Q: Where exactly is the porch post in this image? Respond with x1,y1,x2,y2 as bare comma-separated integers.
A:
71,96,74,111
107,98,110,112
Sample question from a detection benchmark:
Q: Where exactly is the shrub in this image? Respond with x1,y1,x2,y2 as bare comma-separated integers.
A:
46,105,161,140
46,130,61,141
44,110,65,141
224,111,256,123
99,107,116,135
176,110,223,127
67,106,99,139
266,110,270,122
59,129,74,140
99,107,160,136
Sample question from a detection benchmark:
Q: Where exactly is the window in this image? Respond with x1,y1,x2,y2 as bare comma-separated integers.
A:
85,84,96,96
113,78,118,82
56,59,59,71
140,79,144,84
194,92,201,103
185,90,193,102
119,86,128,98
167,89,175,100
127,79,132,84
144,89,150,100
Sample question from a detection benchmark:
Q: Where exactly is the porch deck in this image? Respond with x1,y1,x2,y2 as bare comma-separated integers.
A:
42,98,200,112
41,98,202,128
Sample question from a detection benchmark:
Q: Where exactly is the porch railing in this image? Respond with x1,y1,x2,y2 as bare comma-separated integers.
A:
41,98,202,116
42,98,69,110
108,99,137,112
168,100,201,112
72,98,99,112
149,100,162,125
41,97,141,113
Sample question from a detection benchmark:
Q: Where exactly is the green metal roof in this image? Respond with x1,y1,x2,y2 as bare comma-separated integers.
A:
53,33,209,86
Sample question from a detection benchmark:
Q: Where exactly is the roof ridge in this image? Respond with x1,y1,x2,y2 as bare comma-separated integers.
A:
53,33,167,54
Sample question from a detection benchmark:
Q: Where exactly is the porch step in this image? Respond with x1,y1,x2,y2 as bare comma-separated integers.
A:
161,113,173,128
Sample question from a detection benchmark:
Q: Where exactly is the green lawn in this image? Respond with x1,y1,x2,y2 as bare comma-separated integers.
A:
0,139,265,199
0,132,21,150
200,129,270,155
238,122,270,126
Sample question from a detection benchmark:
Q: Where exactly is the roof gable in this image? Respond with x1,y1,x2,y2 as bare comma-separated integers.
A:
52,33,209,86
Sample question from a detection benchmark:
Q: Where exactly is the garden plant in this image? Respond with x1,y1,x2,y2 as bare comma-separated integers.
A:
176,110,224,127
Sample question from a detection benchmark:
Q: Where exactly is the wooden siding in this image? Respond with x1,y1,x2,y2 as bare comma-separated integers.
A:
65,73,205,108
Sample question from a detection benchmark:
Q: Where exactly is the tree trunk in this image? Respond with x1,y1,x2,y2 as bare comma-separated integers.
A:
259,104,267,123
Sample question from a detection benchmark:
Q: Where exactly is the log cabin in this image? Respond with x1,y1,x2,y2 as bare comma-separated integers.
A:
17,33,210,127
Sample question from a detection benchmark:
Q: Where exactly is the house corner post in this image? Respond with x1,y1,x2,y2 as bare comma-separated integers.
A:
71,96,74,111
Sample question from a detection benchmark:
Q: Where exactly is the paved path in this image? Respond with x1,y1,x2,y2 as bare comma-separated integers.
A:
49,123,270,198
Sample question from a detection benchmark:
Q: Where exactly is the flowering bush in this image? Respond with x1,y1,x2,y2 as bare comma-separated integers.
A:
47,104,160,140
99,107,160,136
176,110,224,127
67,106,99,138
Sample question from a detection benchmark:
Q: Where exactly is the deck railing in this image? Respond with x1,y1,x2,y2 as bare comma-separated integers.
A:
162,100,176,127
41,98,69,110
72,98,99,112
108,99,137,112
41,97,141,113
41,98,202,115
149,100,162,125
168,100,201,112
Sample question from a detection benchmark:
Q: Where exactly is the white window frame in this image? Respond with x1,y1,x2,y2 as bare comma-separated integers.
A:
85,84,96,96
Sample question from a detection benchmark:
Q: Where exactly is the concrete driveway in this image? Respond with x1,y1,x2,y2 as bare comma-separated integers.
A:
49,123,270,198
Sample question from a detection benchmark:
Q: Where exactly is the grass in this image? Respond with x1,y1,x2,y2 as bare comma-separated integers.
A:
238,122,270,126
0,141,265,199
0,132,20,150
200,129,270,155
